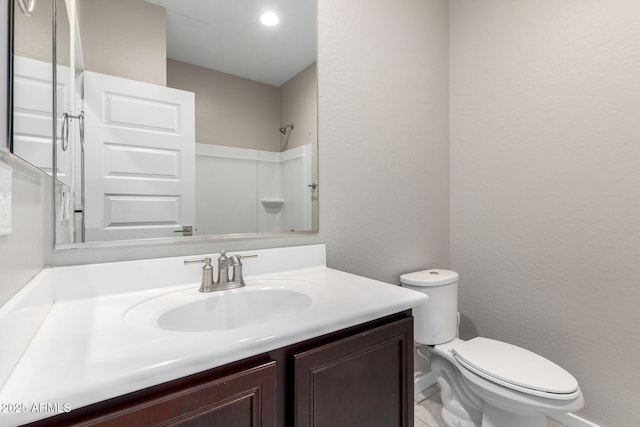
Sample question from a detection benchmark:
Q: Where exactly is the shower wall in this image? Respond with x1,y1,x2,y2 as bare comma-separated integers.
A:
195,143,312,235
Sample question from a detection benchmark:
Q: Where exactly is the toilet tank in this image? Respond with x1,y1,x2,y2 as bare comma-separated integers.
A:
400,269,458,345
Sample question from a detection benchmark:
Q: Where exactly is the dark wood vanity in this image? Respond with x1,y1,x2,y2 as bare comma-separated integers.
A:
25,311,413,427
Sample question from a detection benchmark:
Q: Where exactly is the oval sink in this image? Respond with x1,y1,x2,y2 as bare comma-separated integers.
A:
124,280,320,333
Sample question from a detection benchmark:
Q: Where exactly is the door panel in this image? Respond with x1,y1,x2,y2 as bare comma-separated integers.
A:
13,56,72,187
83,71,195,241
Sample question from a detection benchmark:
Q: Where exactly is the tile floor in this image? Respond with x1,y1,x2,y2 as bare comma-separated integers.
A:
414,383,446,427
414,384,568,427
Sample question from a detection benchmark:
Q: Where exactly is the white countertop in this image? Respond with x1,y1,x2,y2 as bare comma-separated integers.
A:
0,245,426,425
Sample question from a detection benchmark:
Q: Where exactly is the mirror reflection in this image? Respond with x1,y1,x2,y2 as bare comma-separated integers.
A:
11,0,318,245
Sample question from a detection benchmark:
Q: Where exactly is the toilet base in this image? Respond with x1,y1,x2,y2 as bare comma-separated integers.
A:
429,345,581,427
433,358,482,427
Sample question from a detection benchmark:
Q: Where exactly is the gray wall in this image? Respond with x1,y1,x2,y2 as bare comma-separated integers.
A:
167,59,282,151
450,1,640,425
318,0,450,281
13,0,60,65
79,0,166,86
280,63,318,151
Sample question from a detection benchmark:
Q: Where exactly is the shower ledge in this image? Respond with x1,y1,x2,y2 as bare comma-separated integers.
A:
261,198,285,210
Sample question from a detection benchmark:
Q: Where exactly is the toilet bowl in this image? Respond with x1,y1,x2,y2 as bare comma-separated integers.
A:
400,269,584,427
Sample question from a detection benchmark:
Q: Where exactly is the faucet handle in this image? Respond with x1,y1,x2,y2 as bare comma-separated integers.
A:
184,257,215,292
232,254,257,264
228,253,257,269
228,254,257,285
183,257,212,266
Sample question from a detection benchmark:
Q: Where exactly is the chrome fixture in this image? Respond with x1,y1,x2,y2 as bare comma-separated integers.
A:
278,123,294,134
229,252,257,285
184,250,257,292
60,111,84,151
173,225,193,236
59,111,86,241
184,257,215,292
216,250,231,286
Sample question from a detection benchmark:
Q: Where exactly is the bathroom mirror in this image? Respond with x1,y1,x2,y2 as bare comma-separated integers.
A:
10,0,318,247
10,0,57,168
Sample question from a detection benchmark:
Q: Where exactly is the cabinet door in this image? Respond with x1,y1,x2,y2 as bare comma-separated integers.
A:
76,361,276,427
294,317,413,427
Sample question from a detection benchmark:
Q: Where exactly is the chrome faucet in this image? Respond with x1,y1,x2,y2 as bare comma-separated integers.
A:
229,253,257,285
216,250,231,286
184,250,257,292
183,257,215,292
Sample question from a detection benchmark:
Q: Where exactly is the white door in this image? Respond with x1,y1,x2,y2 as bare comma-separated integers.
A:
83,71,195,241
13,56,72,188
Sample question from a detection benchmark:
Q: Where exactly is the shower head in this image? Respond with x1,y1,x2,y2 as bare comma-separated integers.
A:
279,124,294,134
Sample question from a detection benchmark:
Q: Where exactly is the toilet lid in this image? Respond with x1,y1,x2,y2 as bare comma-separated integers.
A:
452,337,579,395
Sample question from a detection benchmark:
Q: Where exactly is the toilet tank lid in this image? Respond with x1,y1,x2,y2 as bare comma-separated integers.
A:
400,269,458,287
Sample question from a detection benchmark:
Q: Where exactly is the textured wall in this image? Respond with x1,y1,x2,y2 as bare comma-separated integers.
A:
318,0,450,283
450,1,640,425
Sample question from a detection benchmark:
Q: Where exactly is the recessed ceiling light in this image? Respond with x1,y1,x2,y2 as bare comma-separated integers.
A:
260,12,279,26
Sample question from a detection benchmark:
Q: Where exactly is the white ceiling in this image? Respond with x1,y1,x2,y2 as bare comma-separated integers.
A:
145,0,316,87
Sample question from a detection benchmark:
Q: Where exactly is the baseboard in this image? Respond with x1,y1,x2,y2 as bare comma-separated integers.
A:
550,413,601,427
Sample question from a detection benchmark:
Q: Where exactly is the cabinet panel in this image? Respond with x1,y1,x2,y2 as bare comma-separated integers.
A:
70,361,276,427
293,317,413,427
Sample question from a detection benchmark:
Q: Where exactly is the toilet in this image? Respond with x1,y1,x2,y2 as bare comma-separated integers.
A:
401,269,584,427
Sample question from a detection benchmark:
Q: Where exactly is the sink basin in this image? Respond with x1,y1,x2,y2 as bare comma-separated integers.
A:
123,280,320,333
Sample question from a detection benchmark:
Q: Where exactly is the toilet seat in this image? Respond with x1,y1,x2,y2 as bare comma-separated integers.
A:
452,337,580,400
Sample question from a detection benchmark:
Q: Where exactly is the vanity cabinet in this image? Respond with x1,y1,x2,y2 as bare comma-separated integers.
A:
293,314,413,427
26,312,412,427
32,362,277,427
